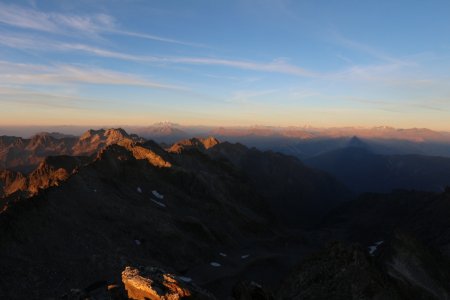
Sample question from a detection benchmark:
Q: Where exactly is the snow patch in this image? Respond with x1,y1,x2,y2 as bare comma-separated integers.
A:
241,254,250,259
178,276,192,283
137,187,142,193
152,190,164,199
210,262,221,267
134,240,141,246
368,241,384,256
151,198,166,208
219,252,227,257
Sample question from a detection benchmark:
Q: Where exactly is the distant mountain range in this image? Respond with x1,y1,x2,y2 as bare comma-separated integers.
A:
120,124,450,160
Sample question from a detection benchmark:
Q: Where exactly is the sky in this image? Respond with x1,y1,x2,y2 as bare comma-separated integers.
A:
0,0,450,129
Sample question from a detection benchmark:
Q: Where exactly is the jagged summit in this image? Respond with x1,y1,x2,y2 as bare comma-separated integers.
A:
73,128,143,156
79,129,104,140
152,121,181,127
168,136,220,153
80,128,129,140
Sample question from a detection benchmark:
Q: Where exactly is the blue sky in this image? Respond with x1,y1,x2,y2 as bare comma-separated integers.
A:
0,0,449,129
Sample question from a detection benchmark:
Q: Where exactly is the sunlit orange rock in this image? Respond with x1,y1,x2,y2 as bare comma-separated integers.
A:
122,266,213,300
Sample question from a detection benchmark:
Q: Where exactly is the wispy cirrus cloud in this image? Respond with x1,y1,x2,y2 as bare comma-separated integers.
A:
346,96,449,112
0,33,317,77
0,60,184,90
0,86,101,110
0,30,437,86
0,2,112,35
332,32,412,65
0,2,201,46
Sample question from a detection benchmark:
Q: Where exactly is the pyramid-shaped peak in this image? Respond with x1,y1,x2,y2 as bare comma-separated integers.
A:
199,136,220,149
347,136,367,148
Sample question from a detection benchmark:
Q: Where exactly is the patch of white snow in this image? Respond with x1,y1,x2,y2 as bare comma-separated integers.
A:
210,262,221,267
152,190,164,199
178,276,192,283
368,241,384,256
151,198,166,208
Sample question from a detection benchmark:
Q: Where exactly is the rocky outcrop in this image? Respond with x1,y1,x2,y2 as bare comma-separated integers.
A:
118,140,172,168
0,170,27,197
168,137,219,154
122,266,214,300
0,155,86,202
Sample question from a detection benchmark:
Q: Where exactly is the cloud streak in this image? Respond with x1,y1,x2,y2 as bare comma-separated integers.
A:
0,2,200,46
0,26,439,87
0,86,99,110
333,33,412,65
0,60,184,90
0,33,317,77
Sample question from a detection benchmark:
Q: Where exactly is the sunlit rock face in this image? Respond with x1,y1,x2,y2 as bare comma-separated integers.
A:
167,137,219,154
122,266,214,300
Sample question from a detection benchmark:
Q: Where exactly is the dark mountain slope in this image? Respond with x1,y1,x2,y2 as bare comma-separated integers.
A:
320,189,450,256
207,142,351,227
0,138,312,299
278,232,450,300
2,129,450,299
290,189,450,299
306,146,450,193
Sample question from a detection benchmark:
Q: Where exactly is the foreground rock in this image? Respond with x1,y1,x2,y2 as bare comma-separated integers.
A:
122,266,215,300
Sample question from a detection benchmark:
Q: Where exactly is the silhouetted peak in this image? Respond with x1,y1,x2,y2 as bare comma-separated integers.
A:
347,136,367,148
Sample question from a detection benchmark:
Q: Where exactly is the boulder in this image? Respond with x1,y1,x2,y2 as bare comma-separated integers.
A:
122,266,215,300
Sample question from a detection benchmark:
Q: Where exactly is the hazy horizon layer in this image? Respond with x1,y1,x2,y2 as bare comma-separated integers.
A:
2,123,450,139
